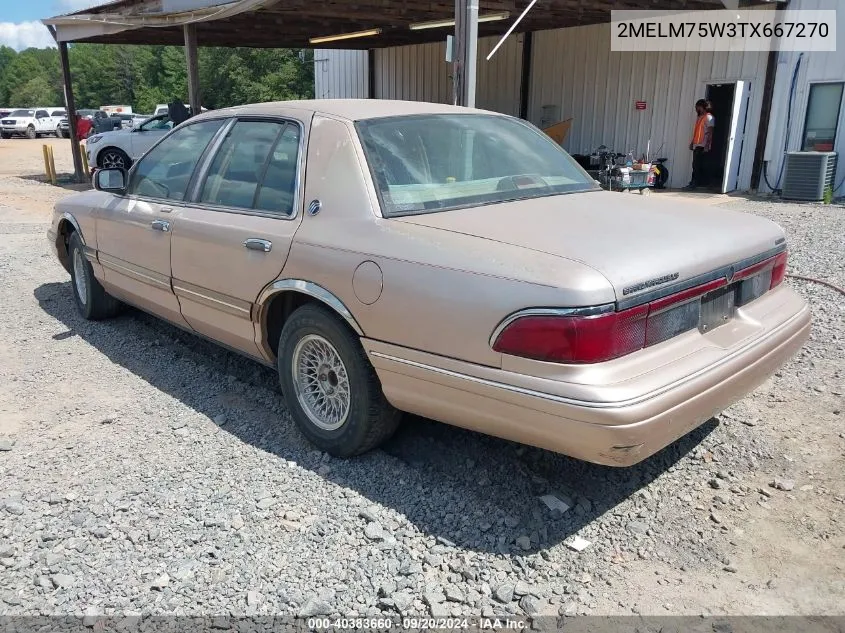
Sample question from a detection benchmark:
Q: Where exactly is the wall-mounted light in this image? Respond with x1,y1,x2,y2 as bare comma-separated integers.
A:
309,28,382,44
409,11,510,31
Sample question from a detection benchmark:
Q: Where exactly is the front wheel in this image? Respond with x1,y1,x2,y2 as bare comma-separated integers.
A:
98,148,131,170
68,231,122,320
278,304,400,457
0,132,9,139
25,126,36,140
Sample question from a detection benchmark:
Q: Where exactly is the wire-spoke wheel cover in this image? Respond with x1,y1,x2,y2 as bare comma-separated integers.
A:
291,334,351,431
72,247,88,305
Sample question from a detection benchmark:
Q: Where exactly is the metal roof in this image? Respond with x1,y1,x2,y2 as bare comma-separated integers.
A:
43,0,731,49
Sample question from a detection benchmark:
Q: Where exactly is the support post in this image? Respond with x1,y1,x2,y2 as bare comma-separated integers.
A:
750,48,779,191
57,40,85,183
453,0,478,107
184,24,201,115
367,49,376,99
518,32,533,120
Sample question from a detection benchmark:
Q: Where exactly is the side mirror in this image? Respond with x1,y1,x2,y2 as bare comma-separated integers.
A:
94,168,126,194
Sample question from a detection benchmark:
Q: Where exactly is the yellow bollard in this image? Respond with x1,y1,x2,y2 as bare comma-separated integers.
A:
46,145,57,186
42,145,54,185
80,143,90,176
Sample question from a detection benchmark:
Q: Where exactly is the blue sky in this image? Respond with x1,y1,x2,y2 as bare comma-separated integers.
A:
1,1,108,50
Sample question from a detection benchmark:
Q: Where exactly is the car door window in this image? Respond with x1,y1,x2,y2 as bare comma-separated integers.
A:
255,125,301,214
127,119,225,202
140,116,173,132
199,120,299,215
51,110,65,117
36,110,48,119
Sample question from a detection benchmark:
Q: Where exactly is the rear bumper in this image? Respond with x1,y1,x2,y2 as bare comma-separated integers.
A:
365,293,810,466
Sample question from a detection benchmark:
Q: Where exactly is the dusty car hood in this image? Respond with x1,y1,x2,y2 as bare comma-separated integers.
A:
393,190,786,302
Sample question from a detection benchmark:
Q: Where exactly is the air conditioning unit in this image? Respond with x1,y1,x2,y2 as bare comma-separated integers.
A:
781,151,837,201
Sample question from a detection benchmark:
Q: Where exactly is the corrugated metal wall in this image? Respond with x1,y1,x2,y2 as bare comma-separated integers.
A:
373,41,451,104
314,49,369,99
761,0,845,194
528,23,770,189
373,34,524,116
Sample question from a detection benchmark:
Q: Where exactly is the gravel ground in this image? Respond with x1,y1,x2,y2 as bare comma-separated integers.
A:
0,174,843,618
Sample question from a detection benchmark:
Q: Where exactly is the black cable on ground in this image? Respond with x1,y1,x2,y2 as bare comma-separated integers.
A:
787,274,845,297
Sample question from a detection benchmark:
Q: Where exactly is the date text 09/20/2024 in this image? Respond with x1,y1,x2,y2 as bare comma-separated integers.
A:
307,617,528,629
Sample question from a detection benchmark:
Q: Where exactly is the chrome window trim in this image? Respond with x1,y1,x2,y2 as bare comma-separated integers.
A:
616,244,787,311
489,304,615,348
187,115,306,221
185,117,237,202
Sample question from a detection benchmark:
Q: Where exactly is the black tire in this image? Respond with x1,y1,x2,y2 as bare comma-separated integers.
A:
0,132,9,140
278,303,400,457
98,147,131,170
67,231,122,320
25,125,36,140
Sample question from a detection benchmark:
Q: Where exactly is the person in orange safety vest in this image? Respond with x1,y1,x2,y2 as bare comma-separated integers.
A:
683,99,715,191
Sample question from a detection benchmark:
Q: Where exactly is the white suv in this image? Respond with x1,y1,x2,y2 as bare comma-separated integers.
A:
0,107,65,139
86,113,174,170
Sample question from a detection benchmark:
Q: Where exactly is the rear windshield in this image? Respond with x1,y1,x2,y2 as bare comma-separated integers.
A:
9,109,34,117
357,114,597,217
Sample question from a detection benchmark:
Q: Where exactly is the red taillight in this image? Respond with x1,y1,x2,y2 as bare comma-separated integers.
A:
493,251,788,364
492,305,648,364
770,251,788,289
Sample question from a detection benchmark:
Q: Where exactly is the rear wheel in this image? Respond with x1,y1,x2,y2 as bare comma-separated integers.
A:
68,231,122,320
278,304,400,457
98,147,130,170
25,125,36,140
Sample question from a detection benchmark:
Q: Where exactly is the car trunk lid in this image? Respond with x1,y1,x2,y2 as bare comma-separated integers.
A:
393,190,786,304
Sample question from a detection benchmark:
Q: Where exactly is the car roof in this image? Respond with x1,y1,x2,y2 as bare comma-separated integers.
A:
193,99,504,123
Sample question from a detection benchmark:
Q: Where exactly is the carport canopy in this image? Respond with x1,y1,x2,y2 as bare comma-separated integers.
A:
42,0,729,181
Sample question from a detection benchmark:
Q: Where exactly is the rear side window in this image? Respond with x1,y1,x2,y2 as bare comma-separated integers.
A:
199,119,300,215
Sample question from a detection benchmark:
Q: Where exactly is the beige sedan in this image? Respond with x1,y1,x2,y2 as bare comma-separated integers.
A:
48,100,810,466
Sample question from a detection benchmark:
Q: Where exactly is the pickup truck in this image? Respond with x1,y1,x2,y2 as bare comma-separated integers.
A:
58,110,124,138
1,108,66,139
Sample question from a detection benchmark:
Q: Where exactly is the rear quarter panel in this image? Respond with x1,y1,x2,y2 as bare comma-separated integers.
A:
282,115,615,368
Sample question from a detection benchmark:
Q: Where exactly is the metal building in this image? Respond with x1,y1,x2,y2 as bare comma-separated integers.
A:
316,0,845,194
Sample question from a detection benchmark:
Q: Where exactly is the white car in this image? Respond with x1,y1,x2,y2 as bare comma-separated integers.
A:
86,113,174,170
1,107,66,139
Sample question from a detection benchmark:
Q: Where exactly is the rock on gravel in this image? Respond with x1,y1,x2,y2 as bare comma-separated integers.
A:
298,597,332,617
494,584,515,604
50,574,73,588
771,478,795,491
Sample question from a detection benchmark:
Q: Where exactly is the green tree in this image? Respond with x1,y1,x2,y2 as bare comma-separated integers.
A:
10,76,56,106
2,43,315,111
0,46,18,104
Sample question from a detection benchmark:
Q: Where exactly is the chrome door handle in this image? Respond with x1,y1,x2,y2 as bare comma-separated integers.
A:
243,238,272,252
160,206,173,213
151,220,170,232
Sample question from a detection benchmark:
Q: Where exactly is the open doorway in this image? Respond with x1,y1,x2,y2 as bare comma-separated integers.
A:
706,81,751,193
